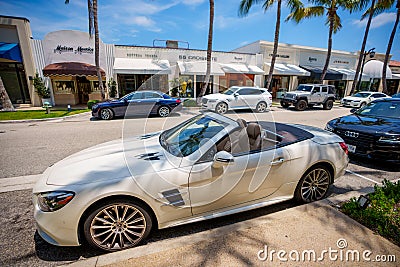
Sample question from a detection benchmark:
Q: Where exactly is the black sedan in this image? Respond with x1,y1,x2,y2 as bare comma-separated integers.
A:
92,91,182,120
326,98,400,163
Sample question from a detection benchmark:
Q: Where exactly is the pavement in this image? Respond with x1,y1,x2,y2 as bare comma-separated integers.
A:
1,175,399,266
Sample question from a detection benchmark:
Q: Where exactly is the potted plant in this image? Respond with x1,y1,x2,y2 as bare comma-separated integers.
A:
33,73,51,105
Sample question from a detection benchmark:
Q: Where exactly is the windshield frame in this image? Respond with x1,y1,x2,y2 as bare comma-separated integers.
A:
296,85,313,92
223,87,240,95
354,100,400,119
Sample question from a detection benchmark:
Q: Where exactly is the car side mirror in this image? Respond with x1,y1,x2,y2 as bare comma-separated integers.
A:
212,151,234,168
233,93,239,97
350,108,357,114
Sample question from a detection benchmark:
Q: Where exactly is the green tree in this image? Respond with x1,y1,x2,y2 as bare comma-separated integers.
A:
198,0,214,103
239,0,302,90
65,0,105,101
287,0,358,83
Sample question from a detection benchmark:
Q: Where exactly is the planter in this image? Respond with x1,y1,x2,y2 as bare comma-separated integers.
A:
41,98,51,106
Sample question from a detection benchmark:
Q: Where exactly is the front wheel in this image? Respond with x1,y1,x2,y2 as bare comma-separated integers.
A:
280,101,290,108
83,200,153,252
294,165,331,203
256,101,267,113
215,102,228,114
323,100,334,110
158,106,170,117
295,100,307,111
100,108,114,120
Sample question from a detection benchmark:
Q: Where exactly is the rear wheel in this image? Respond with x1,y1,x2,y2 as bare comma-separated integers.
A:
100,108,114,120
256,101,267,113
215,102,228,114
83,200,153,252
295,100,307,111
323,99,334,110
294,165,331,203
158,106,170,117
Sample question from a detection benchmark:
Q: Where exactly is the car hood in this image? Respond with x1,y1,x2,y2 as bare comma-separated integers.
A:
332,115,400,134
342,96,365,101
203,93,233,100
44,133,180,186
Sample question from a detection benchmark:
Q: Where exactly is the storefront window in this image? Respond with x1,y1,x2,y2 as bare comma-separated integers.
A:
269,75,290,98
177,75,194,97
92,81,106,92
53,81,75,94
196,75,213,97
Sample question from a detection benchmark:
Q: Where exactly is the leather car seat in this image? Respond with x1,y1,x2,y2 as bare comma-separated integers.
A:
247,123,262,151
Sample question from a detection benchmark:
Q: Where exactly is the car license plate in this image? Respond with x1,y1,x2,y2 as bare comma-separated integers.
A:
347,144,356,153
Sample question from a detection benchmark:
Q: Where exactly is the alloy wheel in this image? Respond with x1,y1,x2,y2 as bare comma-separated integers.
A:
158,106,170,117
256,102,267,112
100,108,113,120
298,167,330,202
216,103,228,114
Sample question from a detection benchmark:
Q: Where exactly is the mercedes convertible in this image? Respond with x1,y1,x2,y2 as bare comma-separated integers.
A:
33,112,348,252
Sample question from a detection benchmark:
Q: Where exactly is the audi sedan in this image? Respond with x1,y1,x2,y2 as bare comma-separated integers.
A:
91,91,182,120
326,98,400,162
33,112,348,252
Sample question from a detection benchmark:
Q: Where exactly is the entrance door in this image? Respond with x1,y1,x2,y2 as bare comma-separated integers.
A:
76,76,91,104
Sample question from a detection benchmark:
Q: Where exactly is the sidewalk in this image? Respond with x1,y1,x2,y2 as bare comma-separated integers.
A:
64,189,399,267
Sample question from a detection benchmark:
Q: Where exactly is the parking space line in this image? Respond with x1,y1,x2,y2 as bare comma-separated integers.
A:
346,170,379,184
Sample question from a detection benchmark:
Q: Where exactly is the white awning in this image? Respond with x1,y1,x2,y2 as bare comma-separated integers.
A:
265,63,310,76
177,61,225,76
330,68,370,81
390,73,400,80
114,58,171,74
363,60,392,79
219,63,264,75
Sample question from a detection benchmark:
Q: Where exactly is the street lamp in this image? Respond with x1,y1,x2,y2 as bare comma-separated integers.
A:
358,48,376,91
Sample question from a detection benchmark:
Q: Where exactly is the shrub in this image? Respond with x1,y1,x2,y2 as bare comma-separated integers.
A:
33,73,50,98
87,100,100,109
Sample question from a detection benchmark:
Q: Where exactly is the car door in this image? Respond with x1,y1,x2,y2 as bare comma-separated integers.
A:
370,93,388,102
125,91,145,116
188,146,292,215
310,86,322,103
233,88,258,109
140,92,163,115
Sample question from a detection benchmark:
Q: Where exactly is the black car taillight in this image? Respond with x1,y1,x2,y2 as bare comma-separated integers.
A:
339,142,348,155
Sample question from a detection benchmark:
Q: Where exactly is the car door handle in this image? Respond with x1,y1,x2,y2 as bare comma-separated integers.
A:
270,158,285,165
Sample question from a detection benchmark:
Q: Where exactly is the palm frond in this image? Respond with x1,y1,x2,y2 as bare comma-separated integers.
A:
238,0,265,17
286,6,325,23
262,0,277,10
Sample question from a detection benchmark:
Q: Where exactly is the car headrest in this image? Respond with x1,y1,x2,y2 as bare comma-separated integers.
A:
247,123,261,138
236,118,247,128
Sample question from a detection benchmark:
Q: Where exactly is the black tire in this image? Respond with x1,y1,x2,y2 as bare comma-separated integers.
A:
158,106,170,117
323,99,334,110
280,101,289,108
215,102,228,114
294,165,331,203
256,101,267,113
295,100,307,111
100,108,114,120
83,200,153,252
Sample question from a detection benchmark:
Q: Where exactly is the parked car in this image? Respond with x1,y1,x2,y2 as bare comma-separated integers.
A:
340,91,389,108
33,112,348,252
326,98,400,162
202,86,272,114
91,91,182,120
280,84,336,111
391,93,400,98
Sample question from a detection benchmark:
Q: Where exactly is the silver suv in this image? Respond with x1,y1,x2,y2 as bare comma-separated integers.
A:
280,84,336,111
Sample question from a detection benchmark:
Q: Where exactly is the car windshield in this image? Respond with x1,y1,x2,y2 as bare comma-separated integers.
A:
355,101,400,119
223,87,239,95
353,92,371,98
160,115,229,157
296,85,313,92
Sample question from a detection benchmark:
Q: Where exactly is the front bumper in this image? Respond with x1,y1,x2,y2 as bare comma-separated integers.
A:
341,101,361,107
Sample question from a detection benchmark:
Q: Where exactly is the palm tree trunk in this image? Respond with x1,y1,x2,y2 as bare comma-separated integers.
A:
382,0,400,94
198,0,214,104
265,0,282,91
320,13,334,83
93,0,105,101
0,77,15,111
350,0,375,96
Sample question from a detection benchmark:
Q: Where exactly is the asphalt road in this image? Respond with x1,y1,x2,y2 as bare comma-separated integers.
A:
0,106,399,266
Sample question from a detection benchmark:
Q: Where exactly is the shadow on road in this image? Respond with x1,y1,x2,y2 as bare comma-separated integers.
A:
350,156,400,172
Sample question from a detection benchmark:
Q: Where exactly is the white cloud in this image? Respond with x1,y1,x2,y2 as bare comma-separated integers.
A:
181,0,205,6
353,12,396,29
132,16,155,27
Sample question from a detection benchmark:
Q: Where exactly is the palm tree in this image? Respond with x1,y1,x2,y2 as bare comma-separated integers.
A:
65,0,105,101
0,77,15,111
239,0,302,90
287,0,358,83
198,0,214,103
349,0,376,96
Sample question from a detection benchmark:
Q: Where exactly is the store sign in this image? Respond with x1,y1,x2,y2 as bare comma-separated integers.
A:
53,45,94,54
269,53,290,59
179,55,217,61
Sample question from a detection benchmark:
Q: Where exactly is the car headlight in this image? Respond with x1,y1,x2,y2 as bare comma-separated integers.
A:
325,123,334,132
378,136,400,144
37,191,75,212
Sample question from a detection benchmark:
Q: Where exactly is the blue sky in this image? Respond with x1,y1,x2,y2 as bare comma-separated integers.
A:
1,0,399,60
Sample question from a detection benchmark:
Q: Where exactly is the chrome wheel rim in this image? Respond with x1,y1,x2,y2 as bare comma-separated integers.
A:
300,168,330,202
90,204,147,250
159,107,170,117
100,109,111,120
257,102,266,112
216,103,227,114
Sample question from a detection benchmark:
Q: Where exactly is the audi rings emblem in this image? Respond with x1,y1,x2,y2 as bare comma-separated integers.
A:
344,131,359,138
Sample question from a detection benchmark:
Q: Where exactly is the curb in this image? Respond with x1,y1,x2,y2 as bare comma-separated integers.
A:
0,111,91,124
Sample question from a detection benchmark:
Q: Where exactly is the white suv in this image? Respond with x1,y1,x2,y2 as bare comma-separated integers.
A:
202,86,272,114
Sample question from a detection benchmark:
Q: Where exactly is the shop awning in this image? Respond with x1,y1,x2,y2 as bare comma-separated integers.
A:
114,58,171,74
330,68,370,81
219,63,264,75
300,65,344,80
265,63,310,76
0,42,22,62
363,60,392,79
43,62,105,77
390,73,400,80
177,61,225,76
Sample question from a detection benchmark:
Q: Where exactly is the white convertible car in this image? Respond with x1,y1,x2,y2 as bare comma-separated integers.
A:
33,112,348,252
